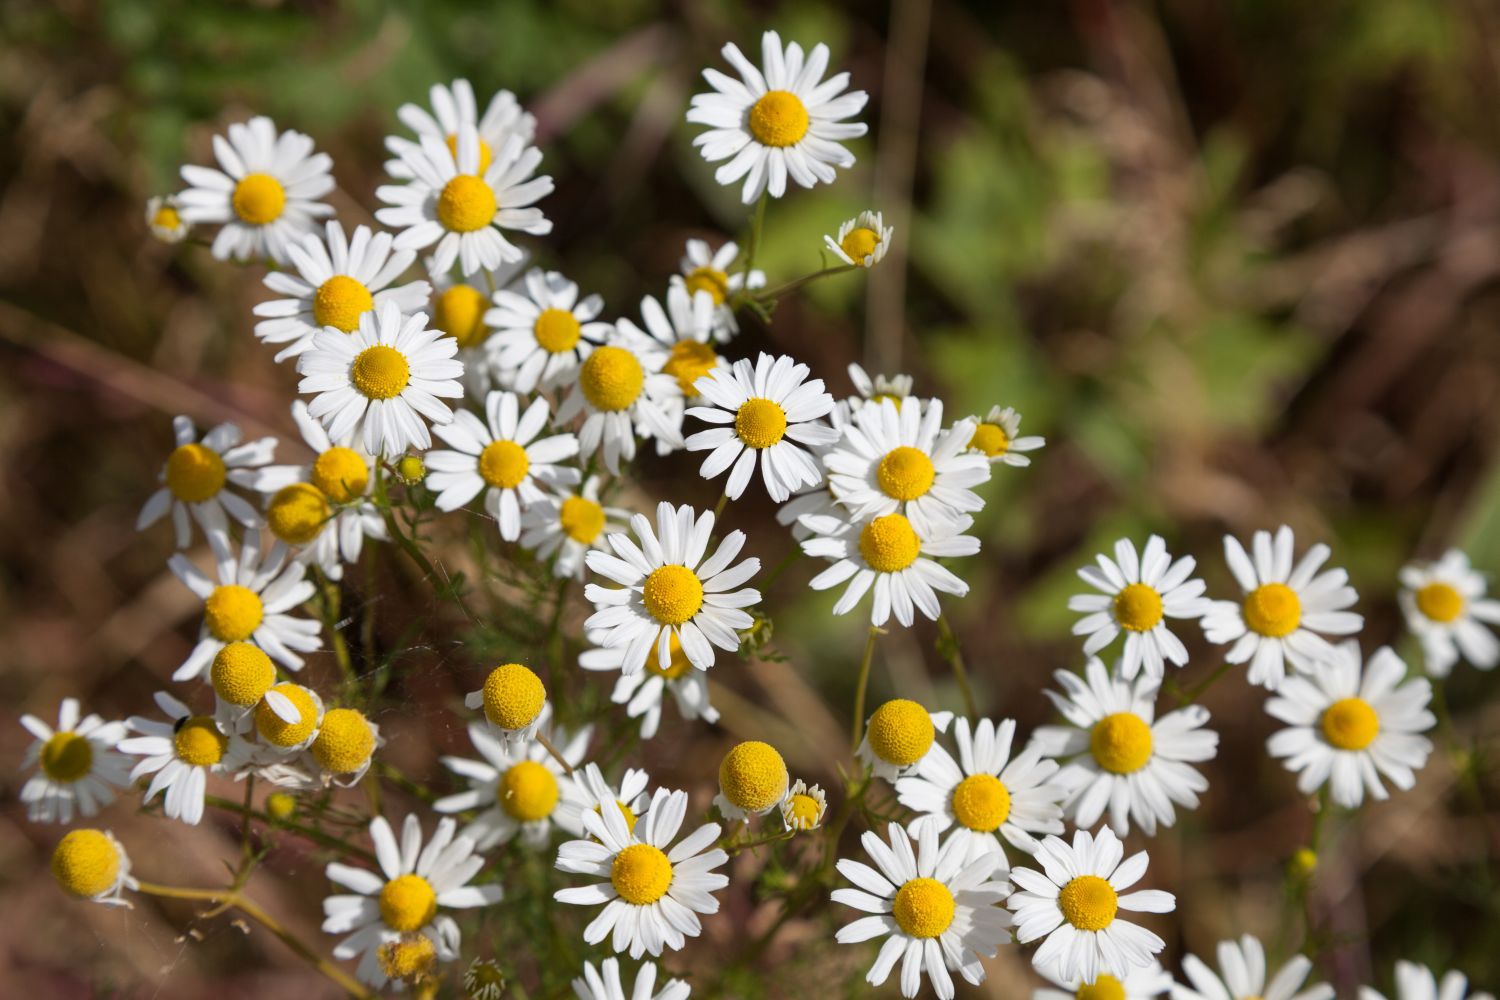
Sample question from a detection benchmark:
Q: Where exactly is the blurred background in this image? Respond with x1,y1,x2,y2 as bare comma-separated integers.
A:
2,0,1498,996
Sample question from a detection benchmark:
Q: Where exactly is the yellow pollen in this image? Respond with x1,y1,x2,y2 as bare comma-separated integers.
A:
559,496,606,544
1058,874,1118,931
434,284,489,349
1090,712,1153,774
379,874,437,933
173,716,227,766
231,172,286,225
498,760,560,822
1321,697,1379,750
1243,582,1301,638
379,935,437,982
396,455,426,483
1416,582,1464,623
255,683,319,747
734,397,788,449
747,90,810,147
785,793,822,830
579,346,645,412
478,440,530,490
52,829,120,899
311,446,369,502
481,663,546,731
152,204,182,230
445,133,494,174
865,699,935,767
266,791,297,820
610,843,673,905
211,641,275,706
875,446,935,501
840,227,881,264
350,345,410,400
40,732,94,783
718,740,788,813
436,174,497,233
663,339,719,396
312,708,376,774
644,629,693,680
204,584,264,642
1113,583,1164,632
312,275,374,333
951,773,1011,832
1289,847,1318,877
533,308,582,354
891,877,956,938
642,565,704,626
684,266,730,305
968,422,1009,457
1077,975,1127,1000
266,483,331,546
859,514,921,573
165,443,227,502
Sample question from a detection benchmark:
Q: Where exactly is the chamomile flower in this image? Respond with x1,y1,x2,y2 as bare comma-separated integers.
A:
714,740,790,822
686,30,869,203
376,124,552,276
145,195,190,243
137,415,279,557
623,284,725,403
18,699,132,824
1202,525,1363,690
168,537,321,682
1007,826,1175,985
556,762,653,839
385,79,537,181
1174,934,1333,1000
1265,641,1434,809
323,813,504,988
308,707,382,785
119,691,242,826
801,511,979,627
579,628,720,738
825,210,893,267
208,641,278,734
253,221,431,363
967,405,1045,468
831,820,1012,1000
781,779,828,831
1398,549,1500,676
520,477,631,581
176,115,334,264
674,238,765,340
556,332,684,474
554,788,730,958
1035,960,1173,1000
297,300,464,458
1032,659,1219,837
857,699,953,782
686,353,838,501
1069,536,1213,682
846,363,915,410
1360,963,1495,1000
51,829,136,906
583,502,761,673
252,681,326,754
573,957,691,1000
465,662,549,751
896,716,1067,868
484,269,610,393
428,255,527,392
425,390,580,541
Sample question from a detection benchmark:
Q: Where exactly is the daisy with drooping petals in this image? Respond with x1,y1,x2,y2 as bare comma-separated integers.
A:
19,699,132,824
297,300,464,458
385,79,537,181
146,195,190,243
1265,641,1434,809
714,740,789,822
857,699,953,782
322,813,504,988
1360,962,1495,1000
966,405,1045,468
622,284,725,402
1202,525,1364,690
825,210,893,268
251,681,326,755
119,691,243,826
1069,536,1213,682
1398,549,1500,676
579,628,720,738
782,779,828,831
556,332,683,474
554,789,729,958
1031,658,1218,837
556,762,653,840
51,829,137,907
832,820,1012,1000
425,390,579,541
465,662,549,752
484,269,610,393
574,957,690,1000
176,115,334,263
846,363,915,410
1007,826,1175,985
1173,934,1333,1000
674,237,765,340
137,415,279,557
520,477,631,581
1035,959,1173,1000
583,502,760,673
686,353,838,502
686,30,869,203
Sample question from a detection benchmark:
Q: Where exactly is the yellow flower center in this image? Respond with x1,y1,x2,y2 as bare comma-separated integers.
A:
379,874,437,933
152,204,182,230
445,132,495,174
1416,582,1464,623
663,339,719,397
610,843,673,905
644,629,693,679
165,443,226,502
379,935,437,982
533,308,582,354
478,440,530,490
684,266,730,305
204,584,264,642
1090,712,1153,774
951,773,1011,832
559,496,606,544
859,513,921,573
40,732,94,783
311,446,369,503
734,397,788,449
1289,847,1318,877
498,760,560,822
579,346,645,412
173,716,228,766
211,641,275,706
718,740,788,813
1058,874,1118,931
436,174,497,233
266,482,331,546
747,90,810,147
350,345,410,400
266,791,298,820
865,699,934,767
785,793,822,829
1113,583,1164,632
968,422,1009,457
396,455,427,483
231,172,286,225
642,565,705,626
51,829,120,899
875,446,935,501
481,662,546,730
434,284,490,349
1321,697,1379,750
891,877,956,939
312,275,375,333
840,227,880,264
312,708,376,774
595,799,639,832
1077,975,1127,1000
255,683,319,747
1243,582,1301,638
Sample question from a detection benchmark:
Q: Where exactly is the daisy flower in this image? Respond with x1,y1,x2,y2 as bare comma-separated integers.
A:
846,363,915,410
857,699,953,782
376,124,552,276
578,628,720,738
674,237,765,340
137,415,279,557
51,829,136,907
714,740,789,822
1008,826,1175,985
967,405,1045,467
622,284,725,401
306,707,381,786
1201,525,1363,690
145,194,190,243
686,30,868,203
119,691,242,826
253,221,431,363
385,79,537,181
831,820,1012,1000
18,698,132,824
251,681,326,755
1069,536,1213,682
1174,934,1333,1000
574,958,690,1000
1035,960,1173,1000
556,761,653,839
168,537,320,682
896,716,1067,868
555,332,684,474
554,789,729,958
519,477,631,581
322,813,504,988
1265,641,1434,809
297,300,464,458
176,115,334,264
425,390,580,541
1361,963,1495,1000
208,642,278,734
583,501,761,673
781,779,828,831
825,210,893,267
1032,659,1219,837
685,353,838,502
483,268,611,393
1398,548,1500,676
465,662,549,752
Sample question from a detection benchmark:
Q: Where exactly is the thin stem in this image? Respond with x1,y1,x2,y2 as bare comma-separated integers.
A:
379,497,480,625
546,577,571,670
712,490,730,522
742,190,769,279
760,546,802,589
719,826,795,855
535,731,576,776
1179,659,1237,705
935,612,978,719
850,626,882,753
205,795,377,865
756,265,856,302
238,775,256,870
318,573,357,688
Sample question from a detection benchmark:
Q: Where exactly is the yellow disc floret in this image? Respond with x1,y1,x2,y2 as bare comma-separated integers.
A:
351,345,410,400
533,308,582,354
481,663,546,730
204,584,264,642
498,760,560,822
1416,582,1464,623
436,174,497,233
1058,874,1118,931
663,339,719,396
644,629,693,680
313,275,375,333
311,446,370,502
875,446,935,501
478,440,530,490
1077,975,1127,1000
165,443,227,502
1243,582,1301,638
718,740,789,814
396,455,426,484
840,227,880,264
642,565,705,626
255,683,319,747
865,699,935,767
434,284,489,349
152,204,182,231
747,90,810,147
231,172,286,225
951,773,1011,832
891,877,956,939
266,791,297,820
559,496,606,544
784,793,823,830
52,829,121,899
734,397,788,449
40,732,94,783
267,482,331,545
859,513,921,573
684,266,729,305
445,132,494,174
1321,697,1379,750
173,716,228,766
312,708,376,774
1113,583,1164,632
610,843,673,905
1090,712,1153,774
379,934,437,981
379,874,437,933
579,346,645,412
968,422,1009,457
211,641,275,707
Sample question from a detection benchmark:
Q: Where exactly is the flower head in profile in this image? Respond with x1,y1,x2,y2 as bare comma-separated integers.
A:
1360,962,1494,1000
966,405,1044,467
119,691,245,826
384,79,536,182
857,699,953,782
825,210,893,268
846,363,915,411
51,829,136,907
465,662,549,752
1174,934,1333,1000
137,415,280,558
579,627,720,739
714,740,789,822
484,269,611,393
145,195,190,243
674,238,765,340
1398,548,1500,676
19,699,132,824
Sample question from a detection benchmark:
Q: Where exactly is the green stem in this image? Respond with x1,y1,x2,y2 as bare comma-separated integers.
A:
205,795,377,865
378,494,480,625
754,265,856,302
850,626,881,753
742,191,769,279
1179,659,1237,705
719,826,795,854
935,612,978,719
760,546,803,589
318,574,356,689
713,490,730,521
